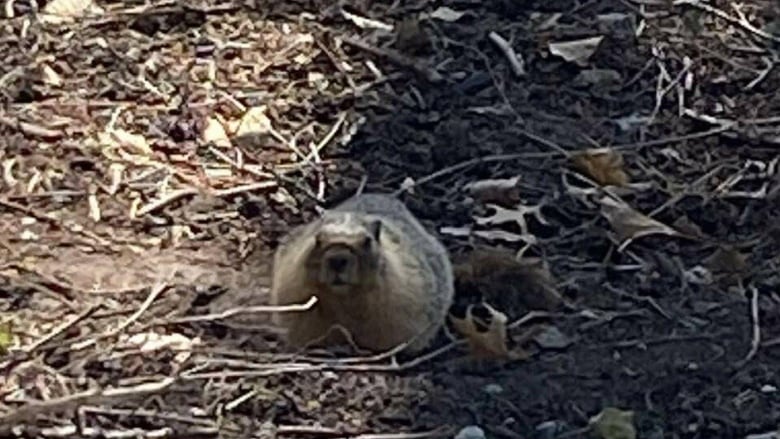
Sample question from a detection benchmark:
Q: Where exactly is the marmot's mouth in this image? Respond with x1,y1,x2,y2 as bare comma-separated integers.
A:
330,275,351,286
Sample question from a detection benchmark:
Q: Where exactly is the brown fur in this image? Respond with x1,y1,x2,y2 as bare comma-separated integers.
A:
269,193,454,354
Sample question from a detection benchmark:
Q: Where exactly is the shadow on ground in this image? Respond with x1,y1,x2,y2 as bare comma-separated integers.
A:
1,0,779,437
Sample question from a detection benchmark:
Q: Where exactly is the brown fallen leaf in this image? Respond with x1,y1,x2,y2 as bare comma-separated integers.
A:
572,148,629,187
599,196,684,251
463,176,523,206
450,302,513,360
704,245,750,286
453,247,563,313
394,15,430,53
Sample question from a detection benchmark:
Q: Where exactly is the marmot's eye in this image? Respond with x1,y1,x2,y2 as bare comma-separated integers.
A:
367,219,382,241
362,236,373,249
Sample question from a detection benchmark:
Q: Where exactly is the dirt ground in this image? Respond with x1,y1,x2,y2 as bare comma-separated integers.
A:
1,0,780,438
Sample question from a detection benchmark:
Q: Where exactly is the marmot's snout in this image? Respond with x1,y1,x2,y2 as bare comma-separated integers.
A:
320,246,359,286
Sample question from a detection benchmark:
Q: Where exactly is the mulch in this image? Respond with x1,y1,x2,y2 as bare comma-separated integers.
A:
1,0,779,438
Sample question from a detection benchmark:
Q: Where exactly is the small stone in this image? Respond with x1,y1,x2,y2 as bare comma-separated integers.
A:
482,384,503,395
454,425,485,439
535,420,568,439
534,325,572,349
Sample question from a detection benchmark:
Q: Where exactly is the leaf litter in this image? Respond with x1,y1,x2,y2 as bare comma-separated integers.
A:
2,0,780,437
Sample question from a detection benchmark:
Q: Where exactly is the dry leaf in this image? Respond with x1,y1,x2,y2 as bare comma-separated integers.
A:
202,117,232,148
463,176,522,205
549,36,604,66
453,247,562,313
429,7,466,22
450,302,511,360
0,320,13,355
41,64,63,86
107,129,153,155
123,331,199,364
671,215,705,238
589,407,636,439
598,196,682,251
232,106,273,138
704,245,749,285
394,16,430,53
572,148,629,186
41,0,103,23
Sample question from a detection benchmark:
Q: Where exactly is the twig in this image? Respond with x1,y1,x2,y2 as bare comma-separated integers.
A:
180,341,460,381
587,333,723,350
21,305,101,353
134,188,200,217
673,0,780,43
110,281,168,336
212,181,277,197
165,296,318,324
71,281,170,351
0,114,63,140
736,286,761,368
488,32,526,77
0,377,176,427
305,111,348,163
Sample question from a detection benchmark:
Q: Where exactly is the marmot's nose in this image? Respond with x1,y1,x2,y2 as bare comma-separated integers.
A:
328,255,349,272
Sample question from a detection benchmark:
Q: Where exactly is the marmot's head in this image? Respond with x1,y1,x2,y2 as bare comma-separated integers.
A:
305,213,383,294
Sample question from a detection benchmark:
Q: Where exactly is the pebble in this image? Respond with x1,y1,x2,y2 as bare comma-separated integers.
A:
454,425,485,439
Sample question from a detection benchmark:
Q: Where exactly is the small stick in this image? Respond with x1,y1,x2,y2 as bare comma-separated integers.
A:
736,286,761,368
0,377,176,426
135,188,200,216
488,31,526,77
166,296,318,324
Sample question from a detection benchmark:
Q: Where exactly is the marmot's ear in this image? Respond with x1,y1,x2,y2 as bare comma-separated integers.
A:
367,219,382,241
314,230,325,247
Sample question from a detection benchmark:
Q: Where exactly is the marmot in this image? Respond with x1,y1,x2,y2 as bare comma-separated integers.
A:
269,193,454,354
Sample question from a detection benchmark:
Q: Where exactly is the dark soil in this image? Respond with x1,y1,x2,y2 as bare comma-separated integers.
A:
1,0,780,438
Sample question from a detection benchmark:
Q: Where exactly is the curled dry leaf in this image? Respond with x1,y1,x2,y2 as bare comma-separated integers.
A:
549,36,604,67
463,175,522,206
572,148,629,187
450,302,512,360
589,407,636,439
598,196,683,251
